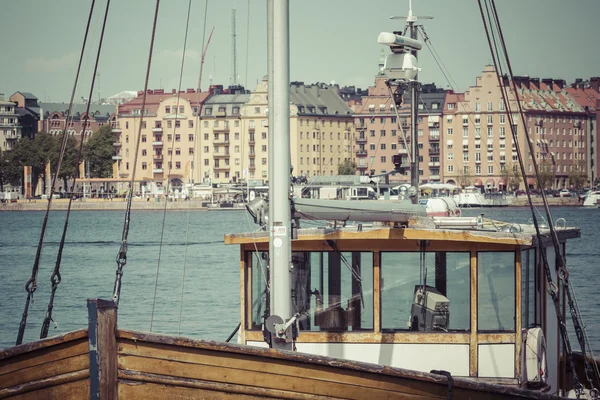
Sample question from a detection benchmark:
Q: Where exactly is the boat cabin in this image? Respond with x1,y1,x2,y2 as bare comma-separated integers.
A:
225,219,581,393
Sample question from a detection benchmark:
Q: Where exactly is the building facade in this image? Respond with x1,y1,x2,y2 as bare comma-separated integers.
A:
0,93,22,151
351,74,445,183
443,66,588,190
113,88,211,188
38,102,116,138
10,92,40,139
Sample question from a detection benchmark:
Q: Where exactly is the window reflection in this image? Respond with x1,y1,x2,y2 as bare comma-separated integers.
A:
478,252,515,331
381,252,470,331
249,251,373,332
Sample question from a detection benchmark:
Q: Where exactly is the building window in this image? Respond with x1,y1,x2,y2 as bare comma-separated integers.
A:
188,120,194,128
478,252,515,331
142,135,147,142
447,103,455,110
165,106,170,114
447,165,454,172
447,128,453,136
141,162,147,170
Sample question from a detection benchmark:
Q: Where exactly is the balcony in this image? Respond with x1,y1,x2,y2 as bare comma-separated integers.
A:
213,153,230,158
357,165,368,170
248,153,256,158
356,137,367,144
215,111,227,117
249,165,256,171
248,138,255,144
152,127,163,132
112,155,122,160
152,141,163,146
429,148,440,155
429,135,440,141
429,174,440,180
153,168,163,174
428,162,440,167
153,154,163,161
213,125,230,132
113,142,122,147
214,139,230,145
355,122,366,130
112,127,122,133
356,150,367,157
119,172,129,178
214,165,230,171
248,126,256,131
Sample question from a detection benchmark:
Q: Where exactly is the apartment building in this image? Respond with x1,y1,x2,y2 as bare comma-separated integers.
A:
240,78,354,182
39,102,115,137
10,91,40,139
351,75,445,183
565,78,600,185
198,89,250,183
0,93,22,151
443,65,588,190
113,88,211,188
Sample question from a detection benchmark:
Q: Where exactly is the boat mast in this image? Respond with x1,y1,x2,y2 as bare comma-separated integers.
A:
408,1,420,204
267,0,293,350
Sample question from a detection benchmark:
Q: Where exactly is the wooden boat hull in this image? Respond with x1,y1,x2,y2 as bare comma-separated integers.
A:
1,299,565,399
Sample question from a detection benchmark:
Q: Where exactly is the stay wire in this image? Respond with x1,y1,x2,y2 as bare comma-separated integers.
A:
112,0,160,306
40,0,111,339
150,0,192,332
179,0,210,335
490,0,600,388
478,0,585,393
16,0,97,346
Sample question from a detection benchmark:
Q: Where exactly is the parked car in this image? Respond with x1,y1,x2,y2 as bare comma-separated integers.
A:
559,189,570,197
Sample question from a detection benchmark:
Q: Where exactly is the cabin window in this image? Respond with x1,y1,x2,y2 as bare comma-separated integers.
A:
381,251,470,332
248,251,374,332
521,248,537,329
477,252,515,332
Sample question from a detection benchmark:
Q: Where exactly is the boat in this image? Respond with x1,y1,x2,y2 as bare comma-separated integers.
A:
582,190,600,207
2,1,599,399
453,186,514,208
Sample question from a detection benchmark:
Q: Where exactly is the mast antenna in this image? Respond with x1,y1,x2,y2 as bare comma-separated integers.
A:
231,8,238,86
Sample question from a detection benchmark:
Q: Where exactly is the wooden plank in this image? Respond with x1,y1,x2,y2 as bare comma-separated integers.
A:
118,372,440,399
470,245,478,377
242,247,249,343
515,250,522,379
0,378,88,400
118,340,451,397
0,330,88,361
244,330,470,344
0,339,88,376
373,251,381,333
117,354,448,400
0,370,88,399
87,298,118,400
478,333,516,344
0,354,89,390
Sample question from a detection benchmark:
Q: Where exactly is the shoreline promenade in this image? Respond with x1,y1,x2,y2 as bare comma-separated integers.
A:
0,196,583,211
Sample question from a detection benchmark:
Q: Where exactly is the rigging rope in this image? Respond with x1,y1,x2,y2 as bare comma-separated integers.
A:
150,0,193,332
15,0,97,346
178,0,210,336
112,0,160,306
40,0,111,339
478,0,599,394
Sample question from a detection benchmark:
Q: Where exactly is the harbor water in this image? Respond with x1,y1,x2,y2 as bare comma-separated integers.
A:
1,207,599,351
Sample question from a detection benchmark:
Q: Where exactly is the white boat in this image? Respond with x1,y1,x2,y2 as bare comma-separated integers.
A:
453,186,514,207
582,190,600,207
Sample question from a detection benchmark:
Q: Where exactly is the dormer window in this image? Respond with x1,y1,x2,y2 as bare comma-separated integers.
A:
205,108,212,116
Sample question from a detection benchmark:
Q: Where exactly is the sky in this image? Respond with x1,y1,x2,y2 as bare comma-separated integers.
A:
1,0,599,104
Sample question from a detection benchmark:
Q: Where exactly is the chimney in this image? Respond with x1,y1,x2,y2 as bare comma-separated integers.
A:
154,89,164,94
172,89,176,94
590,77,600,93
555,80,565,90
186,88,195,93
137,91,143,96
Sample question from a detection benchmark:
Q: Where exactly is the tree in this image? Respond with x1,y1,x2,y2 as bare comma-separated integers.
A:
457,167,472,188
537,161,555,189
338,160,356,175
0,150,22,191
500,162,522,191
568,167,587,189
53,133,81,192
84,125,115,178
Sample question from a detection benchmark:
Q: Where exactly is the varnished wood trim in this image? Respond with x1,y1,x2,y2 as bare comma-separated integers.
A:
0,339,88,376
470,245,478,377
87,299,117,400
373,252,381,333
0,329,88,361
0,353,89,390
244,330,470,344
241,247,248,343
0,369,88,398
119,371,331,399
515,250,522,380
478,333,516,344
225,227,535,246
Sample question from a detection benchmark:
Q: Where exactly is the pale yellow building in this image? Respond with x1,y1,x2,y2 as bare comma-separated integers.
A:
0,94,22,151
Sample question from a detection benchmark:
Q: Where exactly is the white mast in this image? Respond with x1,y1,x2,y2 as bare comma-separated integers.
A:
267,0,293,350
